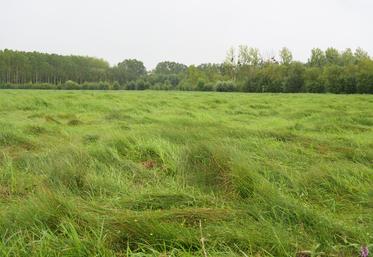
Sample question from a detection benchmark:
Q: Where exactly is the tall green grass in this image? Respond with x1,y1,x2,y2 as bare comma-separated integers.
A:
0,90,372,256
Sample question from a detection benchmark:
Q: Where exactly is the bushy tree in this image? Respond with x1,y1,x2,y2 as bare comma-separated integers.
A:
279,47,293,65
260,64,283,92
154,61,187,75
308,48,326,67
355,47,370,62
248,47,262,66
223,47,237,80
323,65,344,93
282,62,305,92
113,59,146,84
304,67,325,93
339,65,358,93
325,48,341,65
341,48,355,66
356,59,373,93
241,69,262,92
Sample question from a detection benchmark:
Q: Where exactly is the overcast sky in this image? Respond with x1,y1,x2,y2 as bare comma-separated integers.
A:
1,0,372,68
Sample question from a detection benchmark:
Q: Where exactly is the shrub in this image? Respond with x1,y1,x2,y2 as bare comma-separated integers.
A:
82,82,98,90
203,83,215,91
112,81,120,90
215,80,237,92
98,81,110,90
134,79,150,90
63,80,80,90
125,81,136,90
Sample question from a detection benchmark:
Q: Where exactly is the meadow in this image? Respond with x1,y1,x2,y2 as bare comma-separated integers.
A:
0,90,372,256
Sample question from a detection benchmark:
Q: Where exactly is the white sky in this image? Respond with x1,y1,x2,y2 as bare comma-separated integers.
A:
1,0,372,68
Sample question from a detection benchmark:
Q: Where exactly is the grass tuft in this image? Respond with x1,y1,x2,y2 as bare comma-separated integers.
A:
0,91,371,256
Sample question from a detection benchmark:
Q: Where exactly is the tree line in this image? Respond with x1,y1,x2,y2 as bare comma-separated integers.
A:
0,47,372,93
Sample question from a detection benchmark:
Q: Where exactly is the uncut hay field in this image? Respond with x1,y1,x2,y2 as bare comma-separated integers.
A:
0,90,372,257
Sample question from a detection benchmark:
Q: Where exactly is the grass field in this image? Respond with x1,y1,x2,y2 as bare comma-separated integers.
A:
0,90,372,256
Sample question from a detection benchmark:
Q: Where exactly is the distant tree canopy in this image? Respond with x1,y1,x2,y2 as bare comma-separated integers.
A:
0,47,372,93
112,59,147,84
0,49,110,84
154,61,187,75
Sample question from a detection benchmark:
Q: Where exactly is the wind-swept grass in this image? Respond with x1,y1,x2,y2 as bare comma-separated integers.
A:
0,90,372,256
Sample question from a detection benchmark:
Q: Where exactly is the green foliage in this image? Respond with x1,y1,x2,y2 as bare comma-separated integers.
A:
0,49,109,84
282,62,305,92
215,80,237,92
356,59,373,93
308,48,327,67
242,65,283,93
279,47,293,65
341,48,355,66
112,59,147,85
323,65,344,93
112,81,120,90
154,61,187,75
0,47,373,94
237,45,262,66
325,47,341,65
63,80,80,90
304,67,325,93
125,79,151,90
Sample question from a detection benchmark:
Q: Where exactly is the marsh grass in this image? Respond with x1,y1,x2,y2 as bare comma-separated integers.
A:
0,90,372,256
